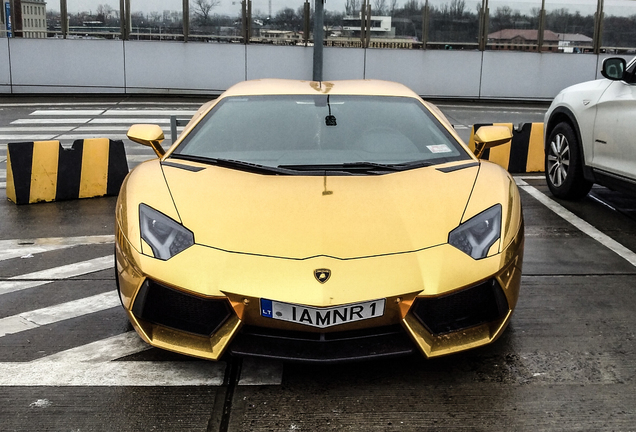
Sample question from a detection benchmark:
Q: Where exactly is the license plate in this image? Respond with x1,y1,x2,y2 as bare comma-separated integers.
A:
260,298,385,328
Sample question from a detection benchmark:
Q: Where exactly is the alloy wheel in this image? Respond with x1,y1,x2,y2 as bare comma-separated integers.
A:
547,133,570,187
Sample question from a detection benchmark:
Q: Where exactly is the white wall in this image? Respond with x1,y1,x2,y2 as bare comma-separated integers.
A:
365,49,483,98
2,38,630,99
324,47,366,80
0,38,11,94
8,38,125,93
125,41,245,94
246,44,313,80
479,51,599,100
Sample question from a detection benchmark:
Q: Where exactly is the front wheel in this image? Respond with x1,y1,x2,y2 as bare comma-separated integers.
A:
545,122,592,200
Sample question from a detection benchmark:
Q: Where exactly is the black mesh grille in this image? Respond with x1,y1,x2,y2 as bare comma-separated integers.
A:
412,279,509,335
132,279,232,336
230,325,415,363
240,324,405,342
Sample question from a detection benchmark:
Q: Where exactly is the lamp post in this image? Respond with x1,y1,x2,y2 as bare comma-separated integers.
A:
313,0,324,82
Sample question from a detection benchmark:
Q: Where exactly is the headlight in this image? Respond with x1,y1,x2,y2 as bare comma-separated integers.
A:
139,204,194,260
448,204,501,260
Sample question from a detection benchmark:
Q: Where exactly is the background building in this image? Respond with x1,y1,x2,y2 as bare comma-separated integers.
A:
1,0,47,38
20,0,47,38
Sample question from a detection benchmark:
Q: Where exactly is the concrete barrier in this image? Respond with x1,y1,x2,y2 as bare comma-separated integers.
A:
6,138,129,204
469,123,544,173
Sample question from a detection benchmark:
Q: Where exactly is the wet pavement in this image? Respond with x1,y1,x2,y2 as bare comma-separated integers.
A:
0,97,635,431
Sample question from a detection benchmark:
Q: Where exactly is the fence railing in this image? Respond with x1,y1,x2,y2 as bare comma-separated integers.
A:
1,0,635,53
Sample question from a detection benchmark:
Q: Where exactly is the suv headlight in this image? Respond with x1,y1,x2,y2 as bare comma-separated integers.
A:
139,204,194,260
448,204,501,260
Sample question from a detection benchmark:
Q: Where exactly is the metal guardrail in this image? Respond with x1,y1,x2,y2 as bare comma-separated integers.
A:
170,116,189,145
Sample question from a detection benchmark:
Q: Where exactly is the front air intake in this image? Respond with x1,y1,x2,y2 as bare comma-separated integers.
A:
132,279,232,336
411,279,509,335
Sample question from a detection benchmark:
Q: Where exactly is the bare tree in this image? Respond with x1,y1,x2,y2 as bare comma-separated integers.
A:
449,0,465,17
191,0,220,26
388,0,398,15
373,0,387,15
345,0,361,16
96,4,114,20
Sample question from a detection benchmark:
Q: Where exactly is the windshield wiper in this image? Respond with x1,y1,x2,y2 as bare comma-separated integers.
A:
171,154,295,175
279,160,435,174
345,161,435,170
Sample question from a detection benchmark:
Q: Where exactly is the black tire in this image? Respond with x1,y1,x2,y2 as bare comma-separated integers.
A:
545,122,593,200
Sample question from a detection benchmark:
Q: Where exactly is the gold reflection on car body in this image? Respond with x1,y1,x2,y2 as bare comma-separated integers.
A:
115,79,524,361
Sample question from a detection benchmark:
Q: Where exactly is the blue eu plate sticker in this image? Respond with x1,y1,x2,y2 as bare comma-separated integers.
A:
260,298,273,318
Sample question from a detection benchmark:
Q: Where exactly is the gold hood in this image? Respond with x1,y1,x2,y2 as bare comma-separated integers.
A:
162,161,479,259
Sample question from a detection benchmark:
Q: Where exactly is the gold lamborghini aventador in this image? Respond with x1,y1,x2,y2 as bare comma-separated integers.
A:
115,79,523,363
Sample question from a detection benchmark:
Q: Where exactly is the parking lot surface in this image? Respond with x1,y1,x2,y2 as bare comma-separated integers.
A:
1,97,635,431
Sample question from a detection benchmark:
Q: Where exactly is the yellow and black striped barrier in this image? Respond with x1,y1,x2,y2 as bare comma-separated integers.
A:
6,138,129,205
469,123,544,173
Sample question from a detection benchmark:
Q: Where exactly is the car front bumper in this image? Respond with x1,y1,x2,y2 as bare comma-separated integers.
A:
115,222,523,362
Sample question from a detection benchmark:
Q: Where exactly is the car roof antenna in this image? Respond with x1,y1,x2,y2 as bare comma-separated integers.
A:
325,95,337,127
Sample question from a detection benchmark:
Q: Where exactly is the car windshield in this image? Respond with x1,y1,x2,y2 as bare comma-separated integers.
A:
172,95,471,173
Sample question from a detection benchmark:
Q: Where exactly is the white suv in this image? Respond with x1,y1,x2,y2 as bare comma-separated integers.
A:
544,56,636,199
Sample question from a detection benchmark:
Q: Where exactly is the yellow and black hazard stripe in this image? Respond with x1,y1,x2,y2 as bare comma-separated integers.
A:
6,138,129,205
469,123,544,173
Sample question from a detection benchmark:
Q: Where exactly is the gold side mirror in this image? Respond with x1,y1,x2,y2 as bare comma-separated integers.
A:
127,124,166,158
473,125,512,158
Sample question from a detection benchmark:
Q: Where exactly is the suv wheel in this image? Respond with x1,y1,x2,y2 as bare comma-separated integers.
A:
545,122,592,199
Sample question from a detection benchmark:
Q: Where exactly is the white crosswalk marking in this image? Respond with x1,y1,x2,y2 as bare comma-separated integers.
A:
32,332,151,363
0,256,114,295
0,291,120,337
0,232,284,387
102,109,197,116
88,118,171,124
0,235,114,262
0,126,76,132
0,104,286,388
30,109,106,116
54,134,131,140
0,361,226,386
76,126,159,132
0,134,59,140
11,118,92,124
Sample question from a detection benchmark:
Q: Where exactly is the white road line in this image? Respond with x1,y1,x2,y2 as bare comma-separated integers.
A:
54,134,131,140
0,290,120,337
0,134,57,140
75,126,183,132
88,117,172,124
74,126,152,132
30,110,105,116
32,331,151,363
516,179,636,267
0,234,114,262
0,126,76,132
9,255,113,280
0,182,5,189
102,109,196,116
0,361,225,386
516,175,544,180
11,118,92,124
0,256,114,296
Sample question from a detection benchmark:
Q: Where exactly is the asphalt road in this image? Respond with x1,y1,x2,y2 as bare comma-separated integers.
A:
1,96,635,431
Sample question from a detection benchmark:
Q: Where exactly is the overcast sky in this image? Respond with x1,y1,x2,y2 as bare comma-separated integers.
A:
61,0,635,18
